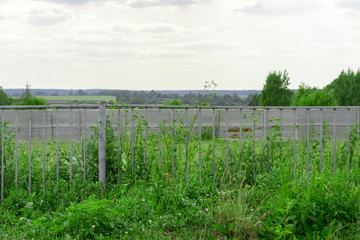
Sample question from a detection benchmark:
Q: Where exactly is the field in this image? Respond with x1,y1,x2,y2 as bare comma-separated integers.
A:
37,95,117,104
1,115,360,239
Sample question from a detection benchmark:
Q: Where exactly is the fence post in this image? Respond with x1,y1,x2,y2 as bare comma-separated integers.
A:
99,104,106,184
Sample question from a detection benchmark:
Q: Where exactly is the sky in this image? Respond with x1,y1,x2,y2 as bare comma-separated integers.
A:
0,0,359,90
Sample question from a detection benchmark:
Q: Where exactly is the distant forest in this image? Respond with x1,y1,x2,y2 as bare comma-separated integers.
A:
4,89,260,106
114,90,257,106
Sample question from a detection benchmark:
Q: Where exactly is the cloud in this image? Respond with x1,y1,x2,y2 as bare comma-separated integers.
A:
236,0,320,16
111,24,134,33
128,0,208,8
139,50,195,59
339,0,360,11
25,8,71,26
177,40,239,51
140,23,176,33
38,0,102,5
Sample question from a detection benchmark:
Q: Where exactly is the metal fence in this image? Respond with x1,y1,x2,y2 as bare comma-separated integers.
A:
1,104,360,202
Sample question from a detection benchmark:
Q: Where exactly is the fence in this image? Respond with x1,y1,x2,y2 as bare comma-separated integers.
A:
1,104,360,202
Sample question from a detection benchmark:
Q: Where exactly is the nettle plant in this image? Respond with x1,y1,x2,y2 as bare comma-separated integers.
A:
339,121,360,171
80,107,236,184
0,120,16,190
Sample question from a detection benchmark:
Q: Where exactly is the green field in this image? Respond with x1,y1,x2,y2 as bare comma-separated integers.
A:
37,95,117,104
1,116,360,239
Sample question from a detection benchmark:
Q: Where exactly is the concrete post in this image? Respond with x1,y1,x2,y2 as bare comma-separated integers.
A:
99,104,106,184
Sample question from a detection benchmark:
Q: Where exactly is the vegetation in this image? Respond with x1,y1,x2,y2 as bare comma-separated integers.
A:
251,68,360,107
116,90,252,106
18,84,46,105
248,93,261,106
3,68,360,107
0,84,46,106
326,69,360,106
38,95,116,105
291,83,337,106
1,109,360,239
260,70,293,106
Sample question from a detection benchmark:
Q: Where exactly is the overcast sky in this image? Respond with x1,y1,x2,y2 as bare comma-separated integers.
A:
0,0,359,90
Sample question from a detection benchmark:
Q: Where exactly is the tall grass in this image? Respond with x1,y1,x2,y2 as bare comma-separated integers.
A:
1,110,360,239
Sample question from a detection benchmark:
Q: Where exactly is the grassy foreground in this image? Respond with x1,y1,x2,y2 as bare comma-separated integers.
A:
1,164,360,239
1,113,360,239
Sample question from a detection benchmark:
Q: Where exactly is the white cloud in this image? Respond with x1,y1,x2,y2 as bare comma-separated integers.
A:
111,23,135,33
235,0,321,15
139,50,195,59
127,0,209,8
140,23,176,33
176,40,239,51
26,8,72,26
0,2,73,26
339,0,360,11
37,0,102,5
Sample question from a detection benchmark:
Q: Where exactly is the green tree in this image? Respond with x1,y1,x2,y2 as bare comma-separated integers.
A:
291,83,336,106
260,70,293,106
169,99,182,105
326,69,360,106
0,87,13,105
248,93,261,106
18,84,46,105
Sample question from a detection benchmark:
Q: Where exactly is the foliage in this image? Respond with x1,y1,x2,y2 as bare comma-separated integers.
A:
248,93,261,106
0,86,14,105
168,99,183,105
17,84,46,105
2,109,360,239
116,89,251,106
260,172,360,239
0,120,16,188
291,83,337,106
260,70,293,106
326,69,360,106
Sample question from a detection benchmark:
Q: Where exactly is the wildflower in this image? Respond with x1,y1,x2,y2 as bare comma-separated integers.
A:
92,225,95,228
125,232,128,234
179,213,181,216
160,216,162,219
148,220,152,223
141,199,145,202
205,208,209,212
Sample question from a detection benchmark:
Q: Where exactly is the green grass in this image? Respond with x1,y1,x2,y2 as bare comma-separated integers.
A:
1,114,360,239
37,95,116,104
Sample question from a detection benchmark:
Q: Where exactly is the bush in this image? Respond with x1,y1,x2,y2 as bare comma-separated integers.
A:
291,83,336,106
260,172,360,239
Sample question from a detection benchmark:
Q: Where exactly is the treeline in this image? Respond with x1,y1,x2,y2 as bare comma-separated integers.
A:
0,85,46,106
115,90,253,106
249,69,360,106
